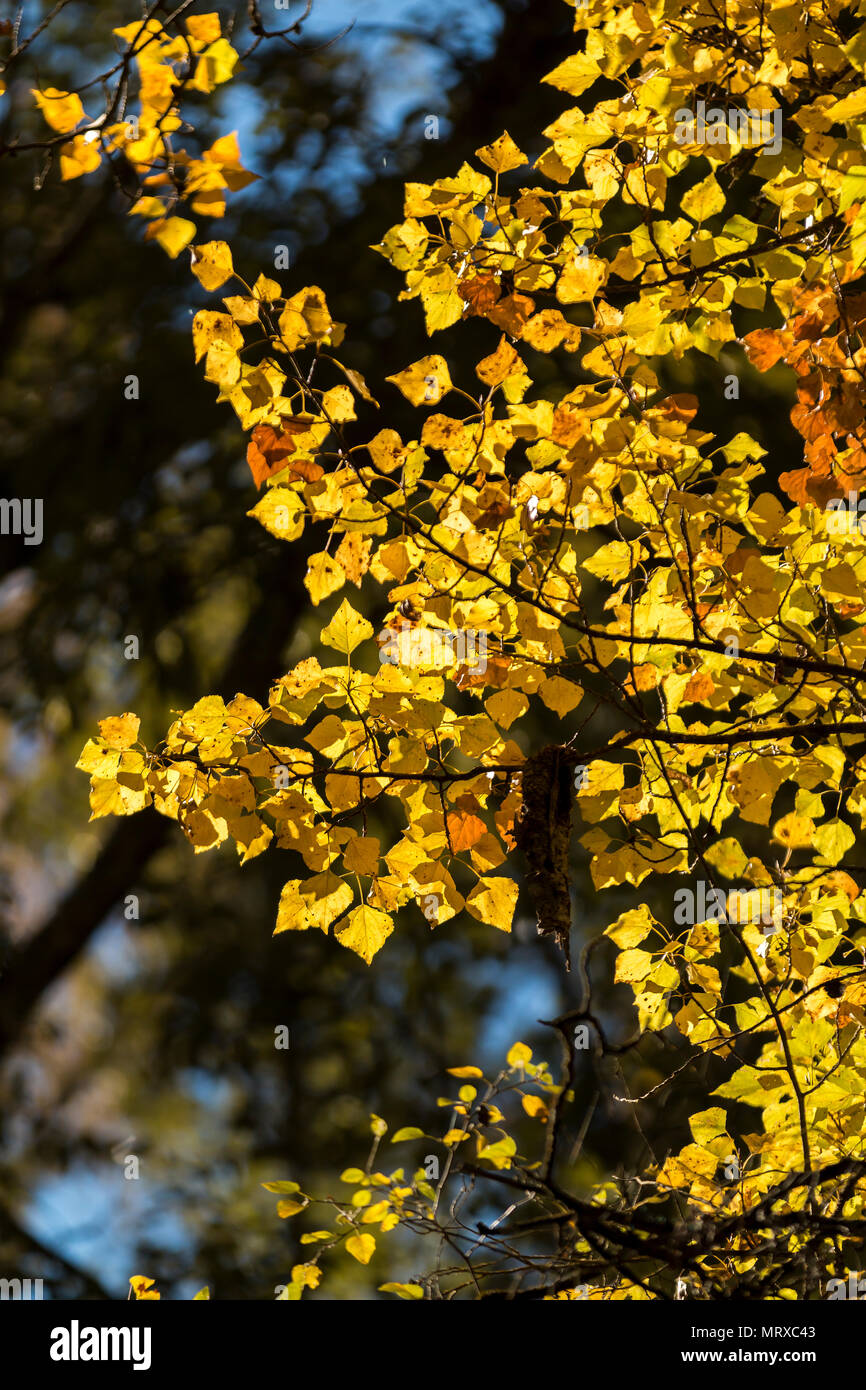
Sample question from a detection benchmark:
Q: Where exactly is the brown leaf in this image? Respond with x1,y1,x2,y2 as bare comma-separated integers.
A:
489,293,535,336
458,273,501,316
246,421,311,490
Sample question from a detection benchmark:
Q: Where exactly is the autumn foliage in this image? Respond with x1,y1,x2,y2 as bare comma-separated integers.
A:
12,0,866,1298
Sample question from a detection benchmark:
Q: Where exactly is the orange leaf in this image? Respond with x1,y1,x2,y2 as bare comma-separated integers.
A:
684,672,714,701
742,328,788,372
447,811,486,851
658,392,699,424
489,293,535,336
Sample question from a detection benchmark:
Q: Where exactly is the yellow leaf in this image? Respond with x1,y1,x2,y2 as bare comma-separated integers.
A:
305,551,347,605
542,53,599,97
839,166,866,213
32,87,85,134
129,1275,160,1301
290,1263,321,1289
98,713,141,750
772,812,815,850
361,1201,391,1223
556,256,605,304
379,1282,423,1299
320,385,357,423
320,598,374,654
466,875,518,931
813,819,855,865
246,488,306,541
677,1143,718,1179
476,336,522,387
186,13,221,44
335,905,394,963
703,838,749,880
475,1135,516,1169
346,1233,376,1265
190,240,234,291
681,173,726,223
192,310,243,363
334,532,372,586
615,948,654,984
190,37,239,93
154,216,196,259
278,286,337,349
275,874,353,935
343,836,380,876
507,1041,532,1067
604,904,656,949
89,779,134,819
538,676,582,716
688,1108,728,1147
475,131,527,173
485,689,528,728
59,134,102,181
76,741,120,778
386,355,452,406
418,264,463,335
277,1198,307,1218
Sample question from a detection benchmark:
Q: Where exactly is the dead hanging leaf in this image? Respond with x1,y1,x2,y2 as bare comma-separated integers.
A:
513,745,572,964
246,421,317,489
